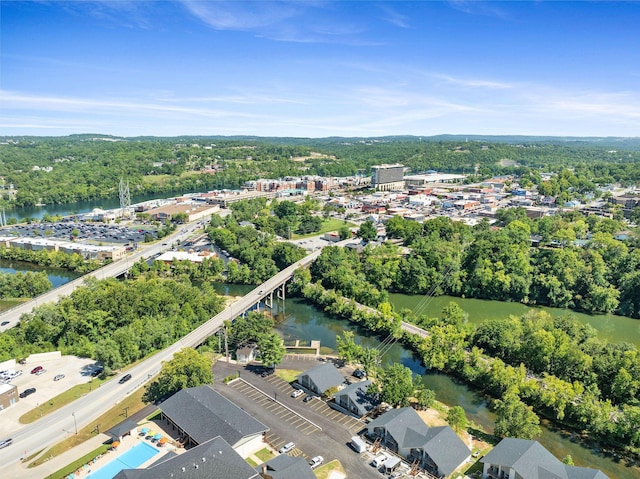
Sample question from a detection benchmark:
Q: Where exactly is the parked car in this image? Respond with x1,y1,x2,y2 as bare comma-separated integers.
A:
19,388,36,398
352,369,366,379
30,366,43,374
309,456,324,469
53,374,65,381
118,373,132,384
0,438,12,449
303,395,313,403
0,321,9,326
291,389,304,398
35,368,46,376
91,367,104,377
278,442,295,454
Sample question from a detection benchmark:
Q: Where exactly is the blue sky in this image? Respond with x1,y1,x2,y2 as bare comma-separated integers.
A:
1,1,639,137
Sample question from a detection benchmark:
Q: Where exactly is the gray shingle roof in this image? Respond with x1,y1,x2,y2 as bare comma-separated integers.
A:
368,407,471,476
114,436,260,479
297,363,344,394
482,438,610,479
107,419,138,439
410,426,470,477
159,385,268,446
368,407,429,447
256,454,316,479
334,380,379,416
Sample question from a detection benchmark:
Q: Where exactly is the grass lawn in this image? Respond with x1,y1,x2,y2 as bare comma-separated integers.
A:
275,369,302,383
290,218,355,240
314,459,345,479
44,444,110,479
246,457,258,467
29,388,147,468
20,377,108,424
254,447,275,462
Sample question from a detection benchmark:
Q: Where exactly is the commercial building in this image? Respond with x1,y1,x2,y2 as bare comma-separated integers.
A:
371,164,405,191
0,383,18,410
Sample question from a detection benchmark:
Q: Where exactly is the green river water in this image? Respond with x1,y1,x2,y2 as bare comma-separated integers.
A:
214,283,640,478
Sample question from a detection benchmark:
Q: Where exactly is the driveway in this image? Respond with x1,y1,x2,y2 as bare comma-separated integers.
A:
213,360,382,479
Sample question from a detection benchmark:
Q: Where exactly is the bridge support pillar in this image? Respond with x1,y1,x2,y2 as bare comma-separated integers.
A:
276,283,286,301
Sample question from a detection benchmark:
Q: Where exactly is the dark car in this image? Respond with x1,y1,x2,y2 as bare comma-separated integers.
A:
30,366,43,374
91,367,104,377
0,321,9,326
19,388,36,398
352,369,366,379
260,368,274,378
119,374,132,384
303,395,313,403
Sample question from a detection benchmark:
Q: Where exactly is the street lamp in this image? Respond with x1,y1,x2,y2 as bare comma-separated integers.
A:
72,412,78,435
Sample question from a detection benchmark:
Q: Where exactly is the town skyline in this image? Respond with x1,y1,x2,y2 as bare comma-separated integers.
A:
1,1,639,138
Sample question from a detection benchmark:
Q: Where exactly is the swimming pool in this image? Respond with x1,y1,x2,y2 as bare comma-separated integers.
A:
86,442,160,479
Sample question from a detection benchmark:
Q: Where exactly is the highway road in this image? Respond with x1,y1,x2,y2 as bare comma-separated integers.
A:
0,240,342,468
0,223,201,332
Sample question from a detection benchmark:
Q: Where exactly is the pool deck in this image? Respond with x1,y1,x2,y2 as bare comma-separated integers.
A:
7,420,180,479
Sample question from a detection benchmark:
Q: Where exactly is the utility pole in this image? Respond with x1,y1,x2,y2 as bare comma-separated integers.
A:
224,328,229,362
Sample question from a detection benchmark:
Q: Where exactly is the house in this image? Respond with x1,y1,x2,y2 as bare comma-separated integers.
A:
366,407,470,478
297,363,344,395
236,343,258,364
114,436,261,479
159,386,268,457
481,438,610,479
256,454,316,479
333,380,379,418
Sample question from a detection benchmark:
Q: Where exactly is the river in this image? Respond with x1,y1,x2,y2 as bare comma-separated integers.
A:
0,259,82,312
4,191,183,222
213,283,639,479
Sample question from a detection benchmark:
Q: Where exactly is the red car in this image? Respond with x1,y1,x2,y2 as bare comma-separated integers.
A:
30,366,43,374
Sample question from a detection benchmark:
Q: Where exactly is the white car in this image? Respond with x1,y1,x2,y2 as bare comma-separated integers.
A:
278,442,295,454
53,374,65,381
309,456,324,469
291,389,304,398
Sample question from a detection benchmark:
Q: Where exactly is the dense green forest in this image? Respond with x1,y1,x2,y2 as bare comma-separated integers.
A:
0,246,102,273
297,263,640,453
2,135,640,208
0,275,225,369
0,271,51,299
311,212,640,318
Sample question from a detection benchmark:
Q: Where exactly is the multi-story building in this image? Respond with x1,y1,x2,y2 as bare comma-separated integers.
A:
371,164,405,191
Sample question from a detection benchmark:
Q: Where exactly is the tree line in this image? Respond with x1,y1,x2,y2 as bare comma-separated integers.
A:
0,275,225,369
3,135,640,209
0,271,52,299
296,256,640,453
317,212,640,317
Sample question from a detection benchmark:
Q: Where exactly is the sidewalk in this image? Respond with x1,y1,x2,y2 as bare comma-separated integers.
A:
9,433,109,479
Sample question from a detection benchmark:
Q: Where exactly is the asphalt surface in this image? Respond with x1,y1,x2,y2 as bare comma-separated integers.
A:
213,359,384,479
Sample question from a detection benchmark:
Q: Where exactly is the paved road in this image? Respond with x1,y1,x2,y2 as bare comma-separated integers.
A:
0,239,349,468
0,222,201,332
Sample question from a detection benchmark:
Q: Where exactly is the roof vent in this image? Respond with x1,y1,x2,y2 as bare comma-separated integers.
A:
202,457,206,462
194,464,199,469
181,467,186,472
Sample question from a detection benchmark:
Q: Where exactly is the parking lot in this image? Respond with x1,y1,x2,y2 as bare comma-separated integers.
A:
0,356,98,434
1,221,158,245
213,359,378,478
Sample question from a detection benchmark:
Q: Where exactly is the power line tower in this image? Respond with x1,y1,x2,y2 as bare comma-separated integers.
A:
119,178,130,218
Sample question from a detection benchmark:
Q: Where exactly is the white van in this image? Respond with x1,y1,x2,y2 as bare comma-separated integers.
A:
350,435,367,453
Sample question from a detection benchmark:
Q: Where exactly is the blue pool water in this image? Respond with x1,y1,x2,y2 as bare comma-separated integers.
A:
86,442,159,479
